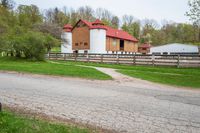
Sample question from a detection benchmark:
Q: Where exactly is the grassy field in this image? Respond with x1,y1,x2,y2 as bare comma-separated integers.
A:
0,57,111,80
0,110,90,133
57,61,200,88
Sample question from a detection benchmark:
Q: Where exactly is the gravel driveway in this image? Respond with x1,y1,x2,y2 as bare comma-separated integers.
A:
0,70,200,133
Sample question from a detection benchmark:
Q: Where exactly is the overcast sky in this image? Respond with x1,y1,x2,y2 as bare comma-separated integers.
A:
14,0,190,24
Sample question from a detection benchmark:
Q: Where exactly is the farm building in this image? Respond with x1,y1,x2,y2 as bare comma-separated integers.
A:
61,19,138,54
138,43,151,54
150,43,200,55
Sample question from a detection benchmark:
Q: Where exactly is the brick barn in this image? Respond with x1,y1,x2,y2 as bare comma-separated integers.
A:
61,19,138,54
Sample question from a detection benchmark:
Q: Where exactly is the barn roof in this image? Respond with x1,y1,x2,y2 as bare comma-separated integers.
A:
139,43,152,48
63,24,73,32
92,19,104,25
69,19,138,42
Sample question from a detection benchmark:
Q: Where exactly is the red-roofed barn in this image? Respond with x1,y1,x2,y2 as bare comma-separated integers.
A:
61,19,138,54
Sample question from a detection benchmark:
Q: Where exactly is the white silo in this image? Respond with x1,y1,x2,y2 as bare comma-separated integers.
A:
89,19,107,54
61,24,73,53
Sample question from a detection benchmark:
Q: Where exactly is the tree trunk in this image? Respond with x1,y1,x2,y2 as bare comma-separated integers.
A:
10,51,14,57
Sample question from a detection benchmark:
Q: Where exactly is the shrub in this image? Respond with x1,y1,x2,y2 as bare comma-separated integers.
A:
10,31,46,60
22,32,46,60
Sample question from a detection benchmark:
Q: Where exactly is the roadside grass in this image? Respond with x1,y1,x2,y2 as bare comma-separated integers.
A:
57,60,200,88
0,57,111,80
0,110,90,133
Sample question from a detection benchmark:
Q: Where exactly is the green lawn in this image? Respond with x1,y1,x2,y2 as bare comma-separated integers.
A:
57,61,200,88
0,57,199,88
0,57,111,80
0,110,90,133
51,47,61,53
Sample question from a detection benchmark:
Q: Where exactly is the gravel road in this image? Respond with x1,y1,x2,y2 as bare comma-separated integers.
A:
0,70,200,133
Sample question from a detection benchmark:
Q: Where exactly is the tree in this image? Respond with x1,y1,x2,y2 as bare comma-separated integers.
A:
122,15,140,38
44,7,70,26
12,31,46,60
122,15,134,25
44,34,59,53
0,0,15,9
17,5,42,28
111,16,119,29
95,8,115,27
186,0,200,42
77,6,95,21
34,23,62,39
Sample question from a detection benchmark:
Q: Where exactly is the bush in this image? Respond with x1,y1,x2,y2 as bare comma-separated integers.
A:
11,31,46,60
0,29,59,60
23,32,46,60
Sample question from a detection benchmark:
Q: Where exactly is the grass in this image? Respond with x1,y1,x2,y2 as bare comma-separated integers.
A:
0,110,90,133
0,57,111,80
0,56,199,88
51,47,61,53
57,61,200,88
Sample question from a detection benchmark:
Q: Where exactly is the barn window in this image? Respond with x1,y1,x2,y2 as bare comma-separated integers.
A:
112,39,117,46
84,42,88,46
75,43,78,46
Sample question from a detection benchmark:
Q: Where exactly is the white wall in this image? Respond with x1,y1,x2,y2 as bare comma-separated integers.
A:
89,29,106,54
150,43,199,54
61,32,73,53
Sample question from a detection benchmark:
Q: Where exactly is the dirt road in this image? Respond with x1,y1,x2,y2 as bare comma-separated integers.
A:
0,71,200,133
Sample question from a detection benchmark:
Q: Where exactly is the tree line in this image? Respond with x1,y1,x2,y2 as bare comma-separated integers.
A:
0,0,199,60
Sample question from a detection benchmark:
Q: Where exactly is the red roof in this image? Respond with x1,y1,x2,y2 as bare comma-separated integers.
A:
71,19,138,42
92,19,104,25
105,26,138,42
139,43,151,48
63,24,72,32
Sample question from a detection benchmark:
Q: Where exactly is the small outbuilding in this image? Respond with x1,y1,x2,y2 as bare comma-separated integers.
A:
138,43,151,54
150,43,199,55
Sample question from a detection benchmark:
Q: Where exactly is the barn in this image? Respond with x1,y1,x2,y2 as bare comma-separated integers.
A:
150,43,200,55
61,19,138,54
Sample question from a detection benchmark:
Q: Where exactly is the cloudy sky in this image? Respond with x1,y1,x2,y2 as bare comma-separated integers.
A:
14,0,190,23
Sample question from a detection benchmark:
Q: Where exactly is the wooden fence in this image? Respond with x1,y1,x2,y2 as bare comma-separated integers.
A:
47,53,200,68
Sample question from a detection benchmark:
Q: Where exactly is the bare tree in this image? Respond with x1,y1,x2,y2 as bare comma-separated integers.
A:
77,6,95,21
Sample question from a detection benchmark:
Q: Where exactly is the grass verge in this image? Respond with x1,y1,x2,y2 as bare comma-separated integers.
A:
0,57,111,80
0,110,90,133
57,60,200,88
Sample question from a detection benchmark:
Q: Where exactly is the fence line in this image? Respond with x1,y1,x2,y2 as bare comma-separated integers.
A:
47,53,200,68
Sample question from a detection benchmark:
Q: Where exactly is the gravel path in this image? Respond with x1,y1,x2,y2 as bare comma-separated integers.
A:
0,71,200,133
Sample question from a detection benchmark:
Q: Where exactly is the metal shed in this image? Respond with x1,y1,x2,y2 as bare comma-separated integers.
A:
150,43,199,55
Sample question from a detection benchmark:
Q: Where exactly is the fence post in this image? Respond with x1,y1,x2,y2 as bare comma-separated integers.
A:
177,54,180,68
48,53,50,60
101,54,103,63
75,54,77,62
64,53,66,60
87,54,90,63
152,55,155,66
133,53,136,65
55,53,58,60
117,54,119,64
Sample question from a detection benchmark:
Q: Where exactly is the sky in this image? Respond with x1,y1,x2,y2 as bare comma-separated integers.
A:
14,0,190,24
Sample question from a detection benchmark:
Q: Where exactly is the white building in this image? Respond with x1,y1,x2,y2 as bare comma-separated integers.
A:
150,43,199,55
